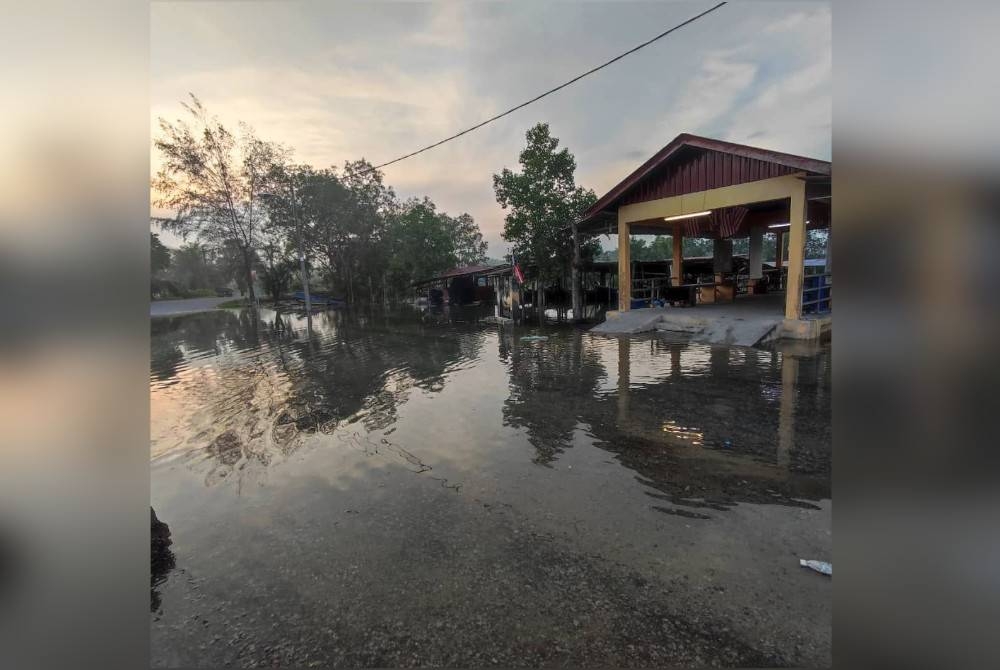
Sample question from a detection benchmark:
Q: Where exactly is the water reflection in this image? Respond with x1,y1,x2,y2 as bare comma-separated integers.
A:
151,307,830,512
151,308,486,490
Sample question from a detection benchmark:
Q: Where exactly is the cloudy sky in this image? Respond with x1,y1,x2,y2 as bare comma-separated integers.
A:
151,1,830,255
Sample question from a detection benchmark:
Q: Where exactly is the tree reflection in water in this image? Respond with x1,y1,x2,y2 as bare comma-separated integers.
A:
151,307,484,489
152,307,830,514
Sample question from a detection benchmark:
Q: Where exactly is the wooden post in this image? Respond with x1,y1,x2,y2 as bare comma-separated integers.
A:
571,220,583,322
618,215,631,311
671,222,683,287
784,182,808,320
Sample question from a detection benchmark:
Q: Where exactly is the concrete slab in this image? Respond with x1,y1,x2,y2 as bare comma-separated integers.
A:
589,294,826,347
590,308,671,335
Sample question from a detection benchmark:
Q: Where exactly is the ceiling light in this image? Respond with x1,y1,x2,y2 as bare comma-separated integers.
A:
663,210,711,222
769,223,790,228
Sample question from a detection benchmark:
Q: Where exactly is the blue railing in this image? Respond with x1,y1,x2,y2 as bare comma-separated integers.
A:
802,273,832,314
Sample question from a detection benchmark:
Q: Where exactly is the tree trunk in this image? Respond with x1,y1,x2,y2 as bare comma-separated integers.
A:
242,247,256,304
537,277,545,323
571,221,583,323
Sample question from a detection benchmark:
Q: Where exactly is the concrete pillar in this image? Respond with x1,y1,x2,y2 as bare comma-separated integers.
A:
618,216,631,311
784,181,808,320
571,221,583,322
671,222,683,286
748,225,764,279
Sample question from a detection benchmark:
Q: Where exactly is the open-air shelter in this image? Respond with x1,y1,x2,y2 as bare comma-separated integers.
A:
574,133,831,338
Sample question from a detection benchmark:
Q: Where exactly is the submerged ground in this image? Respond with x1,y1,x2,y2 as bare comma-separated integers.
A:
150,306,831,668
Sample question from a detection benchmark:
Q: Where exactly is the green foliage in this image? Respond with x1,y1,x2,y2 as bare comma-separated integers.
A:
154,97,493,305
151,232,171,275
153,94,286,302
386,198,459,290
596,228,829,266
442,212,488,266
493,123,597,283
168,242,218,292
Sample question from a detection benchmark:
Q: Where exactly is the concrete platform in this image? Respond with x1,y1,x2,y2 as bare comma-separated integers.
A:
590,294,830,347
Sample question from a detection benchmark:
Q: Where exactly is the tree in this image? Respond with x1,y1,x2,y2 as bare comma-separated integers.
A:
151,232,171,275
385,198,459,292
258,240,297,303
443,212,487,266
294,167,357,298
169,242,218,292
493,123,598,301
153,94,285,303
341,159,397,304
806,229,829,259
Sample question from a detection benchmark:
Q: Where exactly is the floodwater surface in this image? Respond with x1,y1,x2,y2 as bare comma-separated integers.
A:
151,306,831,667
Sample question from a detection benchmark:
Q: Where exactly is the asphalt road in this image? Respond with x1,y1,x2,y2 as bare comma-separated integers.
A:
150,296,235,318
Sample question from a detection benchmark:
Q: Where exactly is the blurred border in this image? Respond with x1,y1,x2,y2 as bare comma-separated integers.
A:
835,1,1000,667
1,1,999,668
0,2,150,668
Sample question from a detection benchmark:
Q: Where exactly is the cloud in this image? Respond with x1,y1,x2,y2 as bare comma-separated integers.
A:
408,2,468,49
657,50,759,137
151,2,832,257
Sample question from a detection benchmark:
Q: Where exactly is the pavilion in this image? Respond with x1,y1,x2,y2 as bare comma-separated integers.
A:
573,133,831,340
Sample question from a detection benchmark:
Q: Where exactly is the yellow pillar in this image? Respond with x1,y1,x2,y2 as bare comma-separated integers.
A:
671,222,683,286
784,181,808,320
618,215,631,311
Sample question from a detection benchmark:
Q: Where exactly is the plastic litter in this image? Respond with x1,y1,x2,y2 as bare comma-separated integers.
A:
520,335,549,342
799,559,832,576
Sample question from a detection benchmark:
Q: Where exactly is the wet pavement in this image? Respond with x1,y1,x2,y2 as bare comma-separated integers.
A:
151,306,831,667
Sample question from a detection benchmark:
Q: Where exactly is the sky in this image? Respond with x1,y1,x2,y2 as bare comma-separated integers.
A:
150,1,830,255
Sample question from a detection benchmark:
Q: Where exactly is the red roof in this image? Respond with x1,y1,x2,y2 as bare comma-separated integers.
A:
435,264,498,279
579,134,831,228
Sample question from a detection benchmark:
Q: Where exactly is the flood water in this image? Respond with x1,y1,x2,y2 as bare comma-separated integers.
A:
151,306,831,667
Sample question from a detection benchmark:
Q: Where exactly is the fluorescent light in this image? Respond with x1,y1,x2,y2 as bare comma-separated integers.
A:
663,210,711,222
769,219,810,229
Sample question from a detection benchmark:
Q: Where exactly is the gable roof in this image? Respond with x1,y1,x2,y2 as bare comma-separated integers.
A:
579,133,831,226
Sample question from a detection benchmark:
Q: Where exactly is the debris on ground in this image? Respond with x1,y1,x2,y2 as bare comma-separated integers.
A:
799,559,832,575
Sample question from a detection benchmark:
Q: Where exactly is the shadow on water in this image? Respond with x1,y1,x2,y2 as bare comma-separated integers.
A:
150,508,175,614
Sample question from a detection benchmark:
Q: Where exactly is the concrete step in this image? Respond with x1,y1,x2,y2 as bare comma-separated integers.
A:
591,307,781,347
590,308,671,335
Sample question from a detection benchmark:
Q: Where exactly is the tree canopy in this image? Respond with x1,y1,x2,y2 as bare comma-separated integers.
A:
153,96,490,304
153,94,288,302
493,123,598,283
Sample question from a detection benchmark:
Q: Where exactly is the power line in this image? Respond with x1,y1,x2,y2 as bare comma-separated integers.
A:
361,2,727,174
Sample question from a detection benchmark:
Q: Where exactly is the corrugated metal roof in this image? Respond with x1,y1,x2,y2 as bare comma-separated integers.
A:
579,133,831,229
